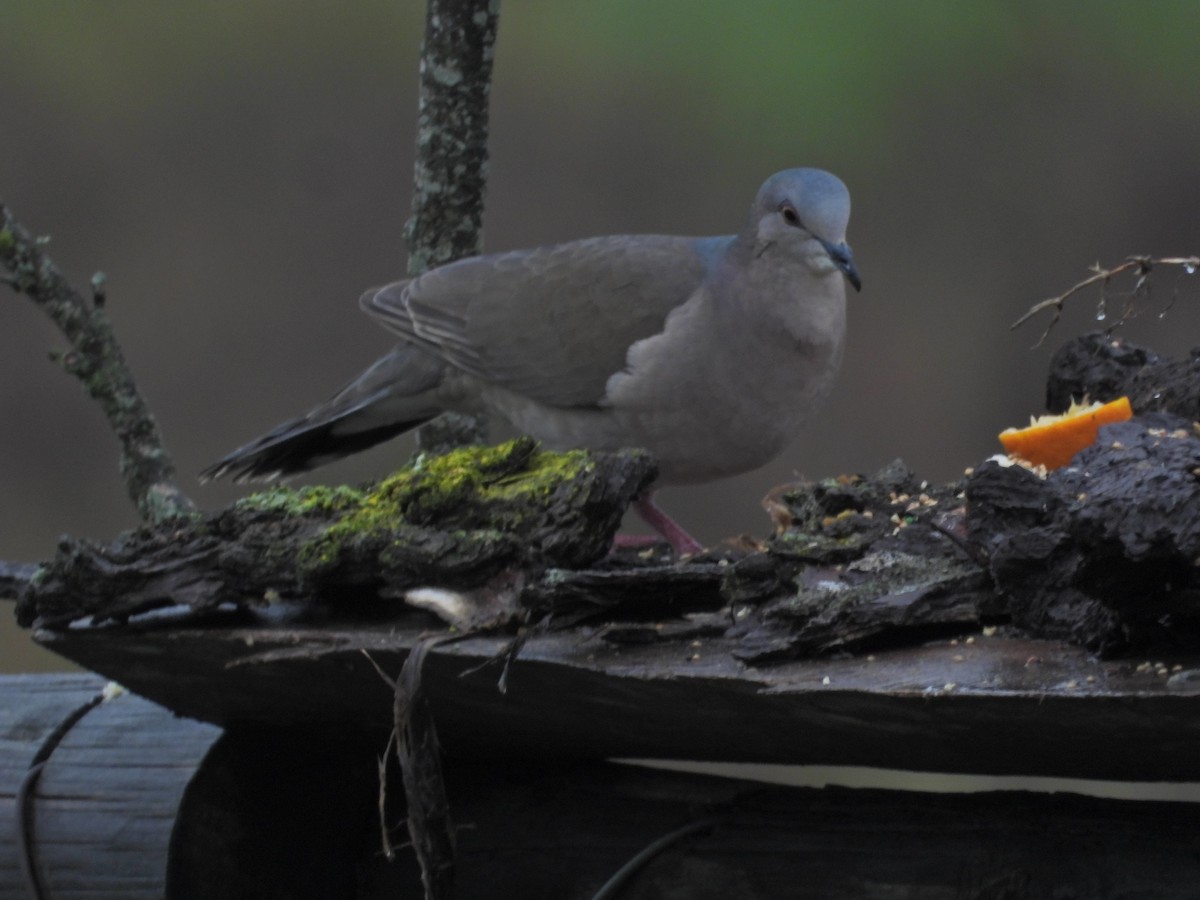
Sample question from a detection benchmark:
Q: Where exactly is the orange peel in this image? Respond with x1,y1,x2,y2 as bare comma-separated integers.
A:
999,397,1133,470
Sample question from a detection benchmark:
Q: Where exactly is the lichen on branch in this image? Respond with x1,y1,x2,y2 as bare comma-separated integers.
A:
0,202,196,524
406,0,501,456
406,0,500,275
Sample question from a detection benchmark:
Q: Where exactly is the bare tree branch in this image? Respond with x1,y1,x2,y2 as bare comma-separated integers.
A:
1013,254,1200,346
0,204,196,524
407,0,501,455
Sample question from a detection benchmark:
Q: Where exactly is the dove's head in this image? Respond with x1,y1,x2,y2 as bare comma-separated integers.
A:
749,168,861,291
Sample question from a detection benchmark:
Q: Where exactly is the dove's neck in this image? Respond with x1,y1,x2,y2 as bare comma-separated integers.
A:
711,232,847,350
691,234,738,275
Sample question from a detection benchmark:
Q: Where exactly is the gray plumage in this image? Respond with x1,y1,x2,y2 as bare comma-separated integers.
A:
202,169,860,550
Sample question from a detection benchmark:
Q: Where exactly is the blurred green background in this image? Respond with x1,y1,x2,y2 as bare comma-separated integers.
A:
3,1,1200,671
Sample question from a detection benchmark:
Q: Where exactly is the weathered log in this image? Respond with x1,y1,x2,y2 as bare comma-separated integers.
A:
0,673,220,900
26,415,1200,682
17,438,657,629
968,413,1200,653
18,441,999,675
21,339,1200,666
1047,330,1200,417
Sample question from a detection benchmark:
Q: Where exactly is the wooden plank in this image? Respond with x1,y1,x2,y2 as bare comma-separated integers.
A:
0,673,222,900
37,622,1200,781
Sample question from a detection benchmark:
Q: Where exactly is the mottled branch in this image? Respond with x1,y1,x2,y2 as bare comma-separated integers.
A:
407,0,500,453
406,0,500,274
0,203,196,524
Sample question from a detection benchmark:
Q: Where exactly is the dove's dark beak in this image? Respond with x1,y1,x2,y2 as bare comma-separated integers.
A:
822,239,861,292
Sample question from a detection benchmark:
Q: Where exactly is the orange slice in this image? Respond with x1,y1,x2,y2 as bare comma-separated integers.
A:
999,397,1133,470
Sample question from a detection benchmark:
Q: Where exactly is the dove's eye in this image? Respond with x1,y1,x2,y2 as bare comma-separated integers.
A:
780,204,801,227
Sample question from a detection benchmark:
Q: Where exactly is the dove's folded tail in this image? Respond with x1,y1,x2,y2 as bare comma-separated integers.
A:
199,344,445,483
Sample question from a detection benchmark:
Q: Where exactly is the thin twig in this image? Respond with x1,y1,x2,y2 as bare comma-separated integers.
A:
362,651,405,863
0,204,196,523
456,617,534,693
377,726,398,860
1012,254,1200,347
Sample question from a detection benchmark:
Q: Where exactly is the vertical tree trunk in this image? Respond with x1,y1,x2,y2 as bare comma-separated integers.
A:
398,4,503,892
406,0,500,275
407,0,501,455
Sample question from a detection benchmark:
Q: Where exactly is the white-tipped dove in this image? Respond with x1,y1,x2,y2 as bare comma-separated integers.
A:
202,168,861,555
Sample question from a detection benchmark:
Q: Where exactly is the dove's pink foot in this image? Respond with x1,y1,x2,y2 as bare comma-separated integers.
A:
612,492,704,557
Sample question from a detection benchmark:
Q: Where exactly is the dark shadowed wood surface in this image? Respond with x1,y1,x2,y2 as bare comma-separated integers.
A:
34,621,1200,782
378,763,1200,899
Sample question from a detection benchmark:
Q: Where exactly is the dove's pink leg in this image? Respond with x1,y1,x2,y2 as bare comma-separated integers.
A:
612,491,704,557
